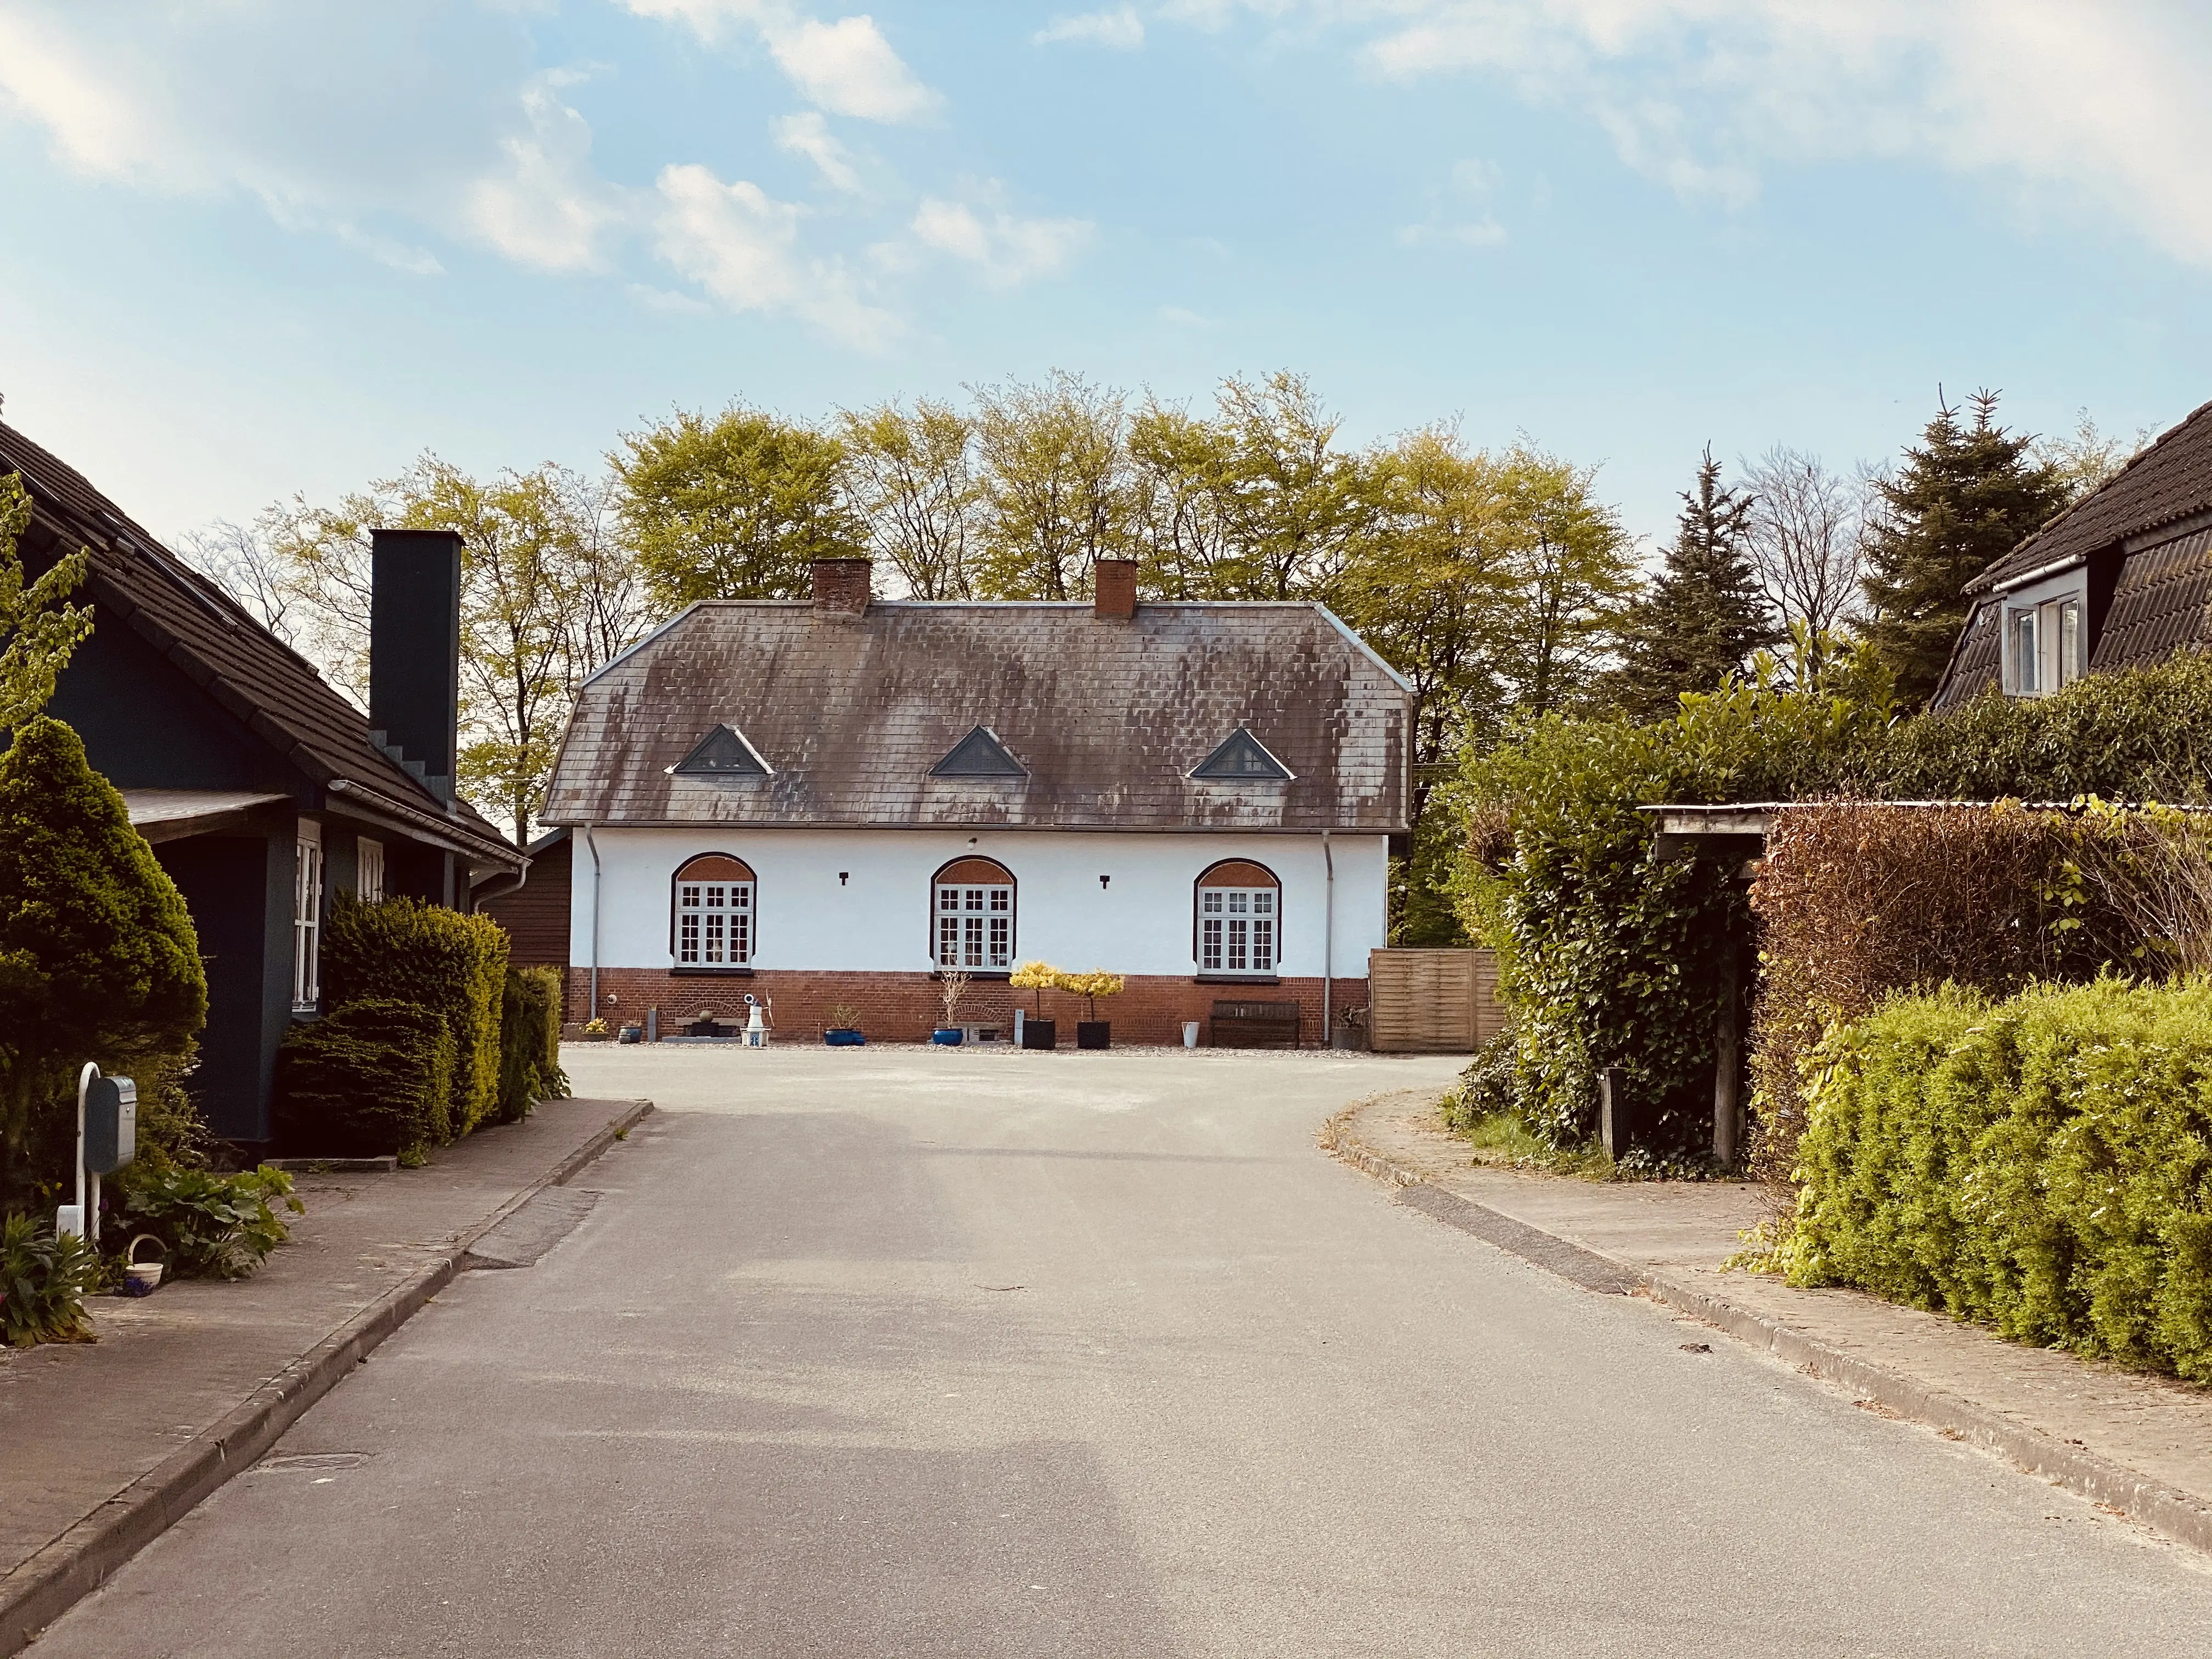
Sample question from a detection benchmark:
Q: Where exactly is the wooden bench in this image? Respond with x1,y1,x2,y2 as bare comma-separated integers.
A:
1209,999,1302,1049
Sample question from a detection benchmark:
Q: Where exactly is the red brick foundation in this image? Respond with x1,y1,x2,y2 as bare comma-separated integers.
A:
567,968,1372,1048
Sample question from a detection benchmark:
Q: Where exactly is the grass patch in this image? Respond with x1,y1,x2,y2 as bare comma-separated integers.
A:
1442,1101,1616,1178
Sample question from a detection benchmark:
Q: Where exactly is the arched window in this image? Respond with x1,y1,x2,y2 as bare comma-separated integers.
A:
933,857,1015,970
1195,860,1280,975
673,854,756,967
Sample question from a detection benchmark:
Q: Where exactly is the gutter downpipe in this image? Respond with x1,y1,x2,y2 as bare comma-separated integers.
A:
584,823,602,1024
1322,831,1334,1047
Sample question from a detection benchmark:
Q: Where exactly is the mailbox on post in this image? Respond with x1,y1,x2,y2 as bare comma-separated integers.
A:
85,1075,136,1176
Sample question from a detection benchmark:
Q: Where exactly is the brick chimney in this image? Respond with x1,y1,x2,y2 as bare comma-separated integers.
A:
811,557,872,616
1093,557,1137,622
369,528,462,803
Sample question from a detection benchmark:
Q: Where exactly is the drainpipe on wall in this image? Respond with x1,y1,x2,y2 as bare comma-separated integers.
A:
584,823,602,1024
1322,831,1334,1045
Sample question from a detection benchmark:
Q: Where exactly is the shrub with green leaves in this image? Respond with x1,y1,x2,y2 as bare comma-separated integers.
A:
1,1211,97,1345
111,1165,303,1280
1781,976,2212,1382
321,894,508,1137
495,966,569,1125
275,998,455,1163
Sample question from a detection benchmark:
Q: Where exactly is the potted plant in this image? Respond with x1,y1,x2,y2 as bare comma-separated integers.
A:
823,1002,866,1047
1066,970,1123,1050
1010,961,1060,1050
933,970,969,1046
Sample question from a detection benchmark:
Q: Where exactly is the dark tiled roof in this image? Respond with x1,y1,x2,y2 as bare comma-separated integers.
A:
0,421,520,867
1970,398,2212,592
542,601,1410,832
1928,598,2003,711
2092,524,2212,671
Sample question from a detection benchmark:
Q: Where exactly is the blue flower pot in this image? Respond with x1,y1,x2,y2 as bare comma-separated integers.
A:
932,1028,963,1045
824,1028,866,1046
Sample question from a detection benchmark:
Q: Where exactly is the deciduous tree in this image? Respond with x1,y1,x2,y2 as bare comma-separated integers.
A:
969,373,1130,599
838,399,979,600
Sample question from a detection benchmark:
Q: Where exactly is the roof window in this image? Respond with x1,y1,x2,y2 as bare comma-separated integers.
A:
1191,728,1293,781
929,726,1026,778
671,725,770,777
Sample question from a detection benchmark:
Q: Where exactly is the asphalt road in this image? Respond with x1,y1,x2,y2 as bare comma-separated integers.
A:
33,1046,2212,1657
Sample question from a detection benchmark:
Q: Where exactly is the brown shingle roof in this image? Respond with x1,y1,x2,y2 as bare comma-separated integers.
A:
0,420,521,867
541,600,1410,832
1970,398,2212,593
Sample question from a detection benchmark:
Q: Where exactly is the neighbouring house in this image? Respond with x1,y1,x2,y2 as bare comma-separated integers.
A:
480,826,571,970
537,556,1411,1045
0,421,527,1145
1932,397,2212,710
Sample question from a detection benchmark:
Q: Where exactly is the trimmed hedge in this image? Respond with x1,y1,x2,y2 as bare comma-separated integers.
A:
323,895,509,1137
275,999,455,1163
1782,977,2212,1382
495,966,569,1125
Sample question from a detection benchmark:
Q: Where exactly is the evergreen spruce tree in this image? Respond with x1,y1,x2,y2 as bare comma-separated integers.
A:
1611,446,1775,721
1862,391,2070,707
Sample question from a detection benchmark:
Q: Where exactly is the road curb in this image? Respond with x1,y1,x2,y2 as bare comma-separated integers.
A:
1,1097,654,1657
1322,1110,2212,1558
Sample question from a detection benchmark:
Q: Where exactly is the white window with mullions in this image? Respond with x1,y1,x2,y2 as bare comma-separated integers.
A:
292,824,323,1011
932,858,1015,970
673,854,757,967
1196,860,1282,976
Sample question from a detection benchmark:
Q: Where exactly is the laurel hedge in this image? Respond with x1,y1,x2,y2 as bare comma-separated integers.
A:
1781,976,2212,1383
495,966,569,1125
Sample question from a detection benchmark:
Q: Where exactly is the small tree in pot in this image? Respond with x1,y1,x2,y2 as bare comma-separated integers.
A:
1009,961,1061,1049
1064,971,1124,1051
934,971,970,1045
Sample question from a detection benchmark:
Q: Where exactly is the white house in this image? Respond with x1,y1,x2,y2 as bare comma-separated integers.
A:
536,557,1412,1045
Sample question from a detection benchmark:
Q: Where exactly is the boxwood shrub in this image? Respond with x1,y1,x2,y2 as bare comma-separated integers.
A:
275,998,456,1163
322,895,508,1137
495,966,569,1125
1782,976,2212,1381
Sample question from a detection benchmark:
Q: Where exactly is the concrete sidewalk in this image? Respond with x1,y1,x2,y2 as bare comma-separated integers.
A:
1327,1090,2212,1556
0,1094,651,1656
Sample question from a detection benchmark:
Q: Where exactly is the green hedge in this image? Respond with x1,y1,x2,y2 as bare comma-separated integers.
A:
274,998,455,1163
495,966,569,1125
1782,977,2212,1381
323,895,508,1137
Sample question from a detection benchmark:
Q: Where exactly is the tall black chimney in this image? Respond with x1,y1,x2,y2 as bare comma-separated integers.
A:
369,528,462,804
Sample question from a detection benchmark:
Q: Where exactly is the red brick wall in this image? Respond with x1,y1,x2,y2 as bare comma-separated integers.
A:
566,968,1371,1047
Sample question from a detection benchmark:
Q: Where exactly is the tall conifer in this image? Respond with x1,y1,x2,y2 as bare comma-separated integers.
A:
1611,446,1775,721
1862,391,2069,706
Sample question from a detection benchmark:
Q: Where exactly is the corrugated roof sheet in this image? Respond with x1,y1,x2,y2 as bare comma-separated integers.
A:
1971,398,2212,593
1929,597,2004,710
542,600,1409,832
0,420,521,867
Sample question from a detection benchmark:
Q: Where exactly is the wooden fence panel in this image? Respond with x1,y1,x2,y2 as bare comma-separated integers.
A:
1368,947,1510,1053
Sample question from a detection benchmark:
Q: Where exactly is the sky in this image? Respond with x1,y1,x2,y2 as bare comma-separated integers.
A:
2,1,2210,556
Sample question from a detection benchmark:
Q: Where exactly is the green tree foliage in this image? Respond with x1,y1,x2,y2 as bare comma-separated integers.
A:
838,399,980,600
1496,447,1639,719
613,405,863,611
0,475,94,731
1610,447,1776,720
1861,391,2070,706
969,372,1130,599
0,718,207,1213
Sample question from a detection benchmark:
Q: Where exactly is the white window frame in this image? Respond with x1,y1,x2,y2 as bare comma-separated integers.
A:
1200,885,1277,975
936,879,1013,970
676,872,754,966
357,837,385,903
2004,591,2085,697
293,824,323,1011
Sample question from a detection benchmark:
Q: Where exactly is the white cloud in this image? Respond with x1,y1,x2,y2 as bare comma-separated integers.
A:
1159,304,1210,325
653,162,895,344
1334,0,2212,264
1035,9,1147,50
466,77,624,270
911,196,1095,289
623,1,939,122
773,111,861,191
1397,216,1506,249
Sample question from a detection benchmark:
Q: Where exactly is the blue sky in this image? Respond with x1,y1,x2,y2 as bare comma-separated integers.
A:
3,1,2209,555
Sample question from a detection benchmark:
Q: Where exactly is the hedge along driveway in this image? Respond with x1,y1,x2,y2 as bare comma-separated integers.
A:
1784,976,2212,1382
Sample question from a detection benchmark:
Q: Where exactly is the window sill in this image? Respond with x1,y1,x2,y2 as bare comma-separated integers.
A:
670,966,755,977
1195,973,1281,985
933,969,1012,981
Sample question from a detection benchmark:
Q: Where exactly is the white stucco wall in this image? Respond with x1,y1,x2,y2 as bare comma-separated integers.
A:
567,828,1389,979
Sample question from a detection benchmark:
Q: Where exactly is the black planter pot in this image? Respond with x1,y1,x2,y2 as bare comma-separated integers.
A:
1020,1018,1058,1051
1075,1020,1110,1050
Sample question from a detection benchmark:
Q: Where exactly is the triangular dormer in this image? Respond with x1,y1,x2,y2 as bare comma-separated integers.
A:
1191,727,1293,781
670,724,770,777
929,725,1026,778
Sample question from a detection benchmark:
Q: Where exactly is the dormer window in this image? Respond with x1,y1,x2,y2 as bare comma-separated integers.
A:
1191,728,1293,781
930,726,1025,778
672,725,770,777
2001,579,2087,697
